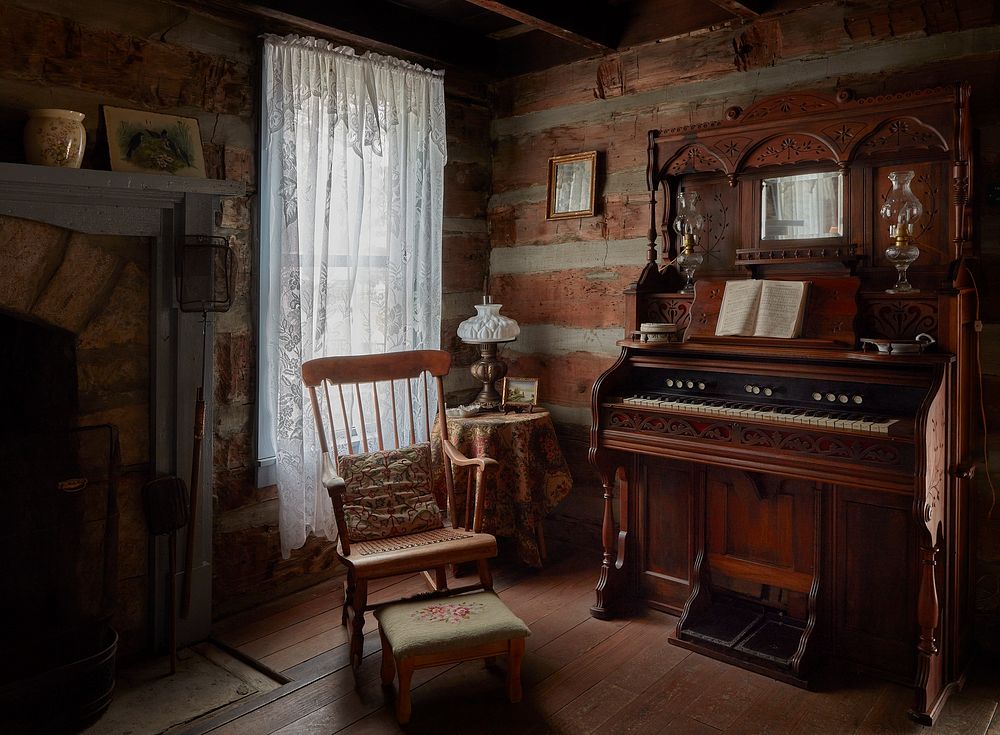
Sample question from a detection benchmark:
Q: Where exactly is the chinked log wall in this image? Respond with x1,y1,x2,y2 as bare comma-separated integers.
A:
0,0,492,623
489,0,1000,621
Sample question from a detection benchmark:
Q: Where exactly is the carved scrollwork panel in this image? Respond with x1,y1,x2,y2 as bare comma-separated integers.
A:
744,134,837,168
607,410,732,441
859,295,938,340
606,409,906,469
820,121,869,153
737,427,903,466
712,136,753,166
856,117,948,158
665,144,728,176
645,297,693,329
740,93,839,122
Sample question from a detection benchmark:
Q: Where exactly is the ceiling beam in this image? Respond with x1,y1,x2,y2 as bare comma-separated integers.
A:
461,0,617,53
173,0,491,70
706,0,765,20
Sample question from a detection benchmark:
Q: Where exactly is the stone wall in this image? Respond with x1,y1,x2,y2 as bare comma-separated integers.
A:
488,0,1000,639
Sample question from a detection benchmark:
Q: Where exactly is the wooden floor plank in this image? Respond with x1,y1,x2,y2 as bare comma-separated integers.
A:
530,615,673,716
785,671,885,735
722,673,812,735
588,653,724,735
212,573,346,644
551,618,691,735
680,663,777,731
269,661,402,735
603,620,689,695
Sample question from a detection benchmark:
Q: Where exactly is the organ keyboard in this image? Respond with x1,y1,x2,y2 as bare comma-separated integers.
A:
622,395,900,434
620,384,906,435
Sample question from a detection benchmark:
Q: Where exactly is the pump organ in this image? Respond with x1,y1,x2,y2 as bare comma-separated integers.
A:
588,85,978,725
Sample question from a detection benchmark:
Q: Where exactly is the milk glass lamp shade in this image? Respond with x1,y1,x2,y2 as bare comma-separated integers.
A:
457,299,520,408
879,171,924,294
457,301,520,344
672,190,705,293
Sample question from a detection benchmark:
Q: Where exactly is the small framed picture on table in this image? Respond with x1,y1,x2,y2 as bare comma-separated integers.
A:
501,377,539,413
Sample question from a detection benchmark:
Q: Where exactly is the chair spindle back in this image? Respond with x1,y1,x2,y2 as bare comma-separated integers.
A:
302,351,458,551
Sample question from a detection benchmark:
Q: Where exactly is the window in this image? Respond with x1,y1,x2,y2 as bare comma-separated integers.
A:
257,35,447,556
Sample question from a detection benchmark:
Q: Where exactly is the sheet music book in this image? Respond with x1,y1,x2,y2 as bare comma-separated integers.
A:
715,280,810,339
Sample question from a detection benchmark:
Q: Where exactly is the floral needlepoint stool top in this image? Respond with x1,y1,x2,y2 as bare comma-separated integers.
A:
376,591,530,659
411,600,486,624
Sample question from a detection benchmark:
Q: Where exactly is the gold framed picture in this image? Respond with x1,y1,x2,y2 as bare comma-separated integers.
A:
501,377,539,412
102,105,207,177
546,151,597,220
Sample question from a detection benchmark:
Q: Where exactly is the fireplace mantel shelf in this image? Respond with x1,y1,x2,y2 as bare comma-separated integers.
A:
0,161,245,204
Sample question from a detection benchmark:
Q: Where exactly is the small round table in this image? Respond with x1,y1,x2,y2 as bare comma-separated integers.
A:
433,410,572,567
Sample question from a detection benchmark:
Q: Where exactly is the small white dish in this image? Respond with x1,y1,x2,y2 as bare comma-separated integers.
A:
446,404,480,418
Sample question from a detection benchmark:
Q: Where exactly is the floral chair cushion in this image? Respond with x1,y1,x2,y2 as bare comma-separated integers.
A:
338,442,444,542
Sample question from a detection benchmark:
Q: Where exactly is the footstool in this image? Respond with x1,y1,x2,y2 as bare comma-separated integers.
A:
374,591,531,724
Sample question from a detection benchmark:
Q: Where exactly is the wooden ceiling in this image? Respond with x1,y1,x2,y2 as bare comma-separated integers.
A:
188,0,818,77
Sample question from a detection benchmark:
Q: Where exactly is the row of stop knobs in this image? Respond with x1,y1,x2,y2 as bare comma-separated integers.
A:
812,390,864,404
741,383,865,404
666,378,706,390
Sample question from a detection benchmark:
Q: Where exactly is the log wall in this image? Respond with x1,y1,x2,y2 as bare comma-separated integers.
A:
488,0,1000,636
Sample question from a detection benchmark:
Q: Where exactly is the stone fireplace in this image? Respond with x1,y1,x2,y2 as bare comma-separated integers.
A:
0,217,150,654
0,163,243,668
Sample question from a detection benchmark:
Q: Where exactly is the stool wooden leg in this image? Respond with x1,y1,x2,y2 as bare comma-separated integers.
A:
378,627,395,686
350,579,368,670
477,558,493,592
396,659,415,724
434,565,448,591
507,638,525,703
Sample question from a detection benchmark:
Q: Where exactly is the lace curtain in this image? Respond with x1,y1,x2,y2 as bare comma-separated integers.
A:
260,34,446,557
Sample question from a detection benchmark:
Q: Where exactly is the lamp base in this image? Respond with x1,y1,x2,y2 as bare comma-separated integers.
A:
470,342,507,409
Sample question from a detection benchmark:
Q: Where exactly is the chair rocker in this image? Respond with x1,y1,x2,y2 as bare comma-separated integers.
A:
302,350,498,670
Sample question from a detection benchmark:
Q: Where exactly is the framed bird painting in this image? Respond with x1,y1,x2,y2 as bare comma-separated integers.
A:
103,106,207,178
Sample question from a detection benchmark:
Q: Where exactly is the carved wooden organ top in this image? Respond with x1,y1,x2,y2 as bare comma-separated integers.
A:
589,84,979,725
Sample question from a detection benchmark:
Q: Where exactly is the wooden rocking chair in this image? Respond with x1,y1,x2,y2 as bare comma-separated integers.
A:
302,350,498,670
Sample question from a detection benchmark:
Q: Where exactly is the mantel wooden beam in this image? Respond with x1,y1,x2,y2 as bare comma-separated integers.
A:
461,0,617,53
706,0,765,19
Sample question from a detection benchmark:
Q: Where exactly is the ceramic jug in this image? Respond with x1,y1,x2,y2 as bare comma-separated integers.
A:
24,108,86,168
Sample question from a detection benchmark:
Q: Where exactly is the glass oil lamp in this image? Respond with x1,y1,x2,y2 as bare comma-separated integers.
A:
456,280,520,409
673,190,705,293
879,171,924,294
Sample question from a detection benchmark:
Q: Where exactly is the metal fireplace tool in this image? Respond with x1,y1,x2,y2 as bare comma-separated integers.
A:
175,235,236,621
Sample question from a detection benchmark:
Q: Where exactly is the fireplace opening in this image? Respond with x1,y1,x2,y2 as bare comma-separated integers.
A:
0,312,120,730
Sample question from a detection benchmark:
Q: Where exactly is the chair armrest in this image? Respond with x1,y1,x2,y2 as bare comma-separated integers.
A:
321,453,346,494
443,439,497,533
442,438,498,470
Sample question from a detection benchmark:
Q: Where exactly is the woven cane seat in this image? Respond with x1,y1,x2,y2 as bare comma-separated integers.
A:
340,527,497,573
355,527,472,555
